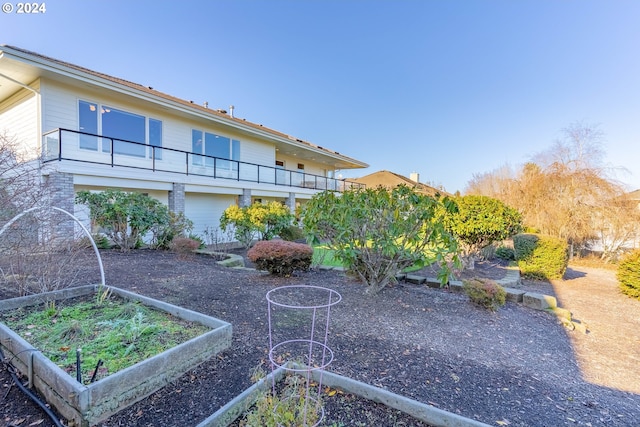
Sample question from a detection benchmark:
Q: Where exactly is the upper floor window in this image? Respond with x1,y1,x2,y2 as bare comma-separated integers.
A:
78,100,162,158
101,106,146,157
79,101,98,150
191,129,240,169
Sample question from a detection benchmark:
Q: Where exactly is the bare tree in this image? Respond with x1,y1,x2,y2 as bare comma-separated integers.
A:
464,122,639,260
0,132,97,297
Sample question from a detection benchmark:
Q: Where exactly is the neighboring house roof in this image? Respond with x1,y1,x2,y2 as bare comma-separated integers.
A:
351,170,450,196
0,45,368,170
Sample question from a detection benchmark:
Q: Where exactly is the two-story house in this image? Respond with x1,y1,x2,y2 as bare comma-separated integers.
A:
0,45,367,239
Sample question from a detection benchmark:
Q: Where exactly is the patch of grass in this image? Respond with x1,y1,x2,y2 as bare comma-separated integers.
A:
312,245,429,273
0,296,210,383
312,245,343,267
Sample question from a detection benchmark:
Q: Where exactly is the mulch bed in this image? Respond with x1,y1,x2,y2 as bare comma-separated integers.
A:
1,249,639,426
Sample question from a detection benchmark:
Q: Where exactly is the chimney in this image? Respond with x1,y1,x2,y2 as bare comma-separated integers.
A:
229,105,235,118
409,172,420,183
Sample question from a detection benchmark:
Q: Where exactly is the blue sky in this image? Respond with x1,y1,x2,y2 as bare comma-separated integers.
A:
2,0,639,193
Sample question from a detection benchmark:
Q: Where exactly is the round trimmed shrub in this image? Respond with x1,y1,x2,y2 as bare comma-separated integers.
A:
247,240,313,277
462,278,506,311
617,250,640,300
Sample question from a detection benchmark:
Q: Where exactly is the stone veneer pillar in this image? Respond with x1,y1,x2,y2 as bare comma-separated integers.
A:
285,192,296,213
239,189,252,207
47,171,75,242
168,183,185,215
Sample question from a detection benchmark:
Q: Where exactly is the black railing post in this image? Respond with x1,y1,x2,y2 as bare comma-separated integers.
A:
213,158,217,178
110,138,114,167
186,152,189,175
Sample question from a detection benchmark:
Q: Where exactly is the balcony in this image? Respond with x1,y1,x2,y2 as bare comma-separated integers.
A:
42,129,364,192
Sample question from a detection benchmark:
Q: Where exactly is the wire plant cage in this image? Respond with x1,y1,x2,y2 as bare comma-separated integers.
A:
266,285,342,427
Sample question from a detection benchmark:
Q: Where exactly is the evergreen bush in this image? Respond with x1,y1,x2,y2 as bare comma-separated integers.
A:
514,233,568,280
247,240,313,276
278,225,306,242
495,245,515,261
617,250,640,300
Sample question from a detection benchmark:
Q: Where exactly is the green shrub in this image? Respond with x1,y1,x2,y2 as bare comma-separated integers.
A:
278,225,306,242
495,245,515,261
617,250,640,300
75,189,171,252
93,234,111,249
151,212,194,250
303,186,459,294
462,278,506,311
220,202,294,248
514,233,568,280
247,240,313,277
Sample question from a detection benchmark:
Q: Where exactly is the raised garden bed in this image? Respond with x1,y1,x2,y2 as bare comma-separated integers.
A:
0,285,232,427
198,364,492,427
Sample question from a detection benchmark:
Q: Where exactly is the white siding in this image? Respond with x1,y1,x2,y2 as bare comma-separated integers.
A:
41,80,77,132
276,153,327,176
0,87,38,159
185,193,237,239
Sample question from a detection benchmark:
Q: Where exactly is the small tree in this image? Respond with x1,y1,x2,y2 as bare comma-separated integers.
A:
220,202,293,248
446,195,522,269
303,185,459,295
75,189,171,252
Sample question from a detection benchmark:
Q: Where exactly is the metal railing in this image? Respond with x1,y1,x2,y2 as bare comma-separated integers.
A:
42,128,364,192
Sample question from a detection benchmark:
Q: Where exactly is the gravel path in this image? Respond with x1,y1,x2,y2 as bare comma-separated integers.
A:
550,267,640,395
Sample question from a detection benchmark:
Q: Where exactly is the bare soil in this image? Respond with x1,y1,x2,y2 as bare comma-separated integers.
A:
1,250,639,427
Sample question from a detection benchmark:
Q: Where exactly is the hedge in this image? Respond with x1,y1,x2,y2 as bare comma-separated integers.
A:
617,250,640,300
514,233,568,280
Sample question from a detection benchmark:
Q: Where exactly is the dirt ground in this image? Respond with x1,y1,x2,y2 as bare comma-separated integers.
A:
1,249,639,427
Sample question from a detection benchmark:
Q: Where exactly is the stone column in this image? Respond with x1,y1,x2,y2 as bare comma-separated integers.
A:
168,183,185,215
239,189,252,207
285,192,296,213
47,171,75,243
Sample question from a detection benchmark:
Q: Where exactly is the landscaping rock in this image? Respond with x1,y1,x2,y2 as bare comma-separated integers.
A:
405,274,426,285
503,287,526,303
523,292,557,310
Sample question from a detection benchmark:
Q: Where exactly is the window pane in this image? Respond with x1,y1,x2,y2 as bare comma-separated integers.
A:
231,139,240,161
205,132,230,168
101,106,145,157
79,101,98,150
149,118,162,160
231,139,240,171
192,129,203,165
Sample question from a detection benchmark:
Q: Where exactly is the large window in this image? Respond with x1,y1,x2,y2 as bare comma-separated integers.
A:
79,101,98,150
78,100,162,158
191,129,240,169
101,106,146,157
149,118,162,160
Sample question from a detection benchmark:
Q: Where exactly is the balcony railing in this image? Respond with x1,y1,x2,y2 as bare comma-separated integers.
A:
42,128,364,192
